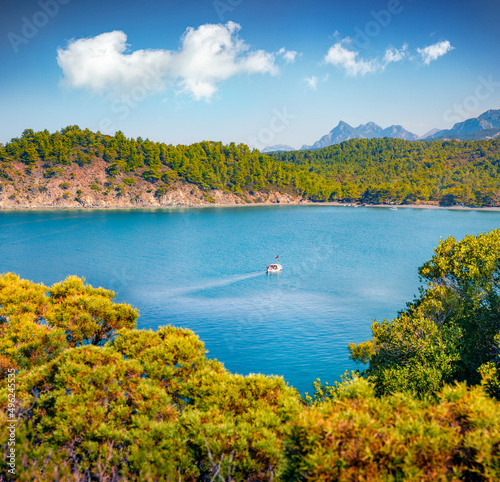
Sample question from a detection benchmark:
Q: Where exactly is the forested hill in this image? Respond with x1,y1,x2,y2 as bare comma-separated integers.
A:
0,126,330,209
1,126,500,208
271,137,500,206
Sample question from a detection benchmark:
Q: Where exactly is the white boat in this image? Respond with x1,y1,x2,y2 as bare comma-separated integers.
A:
390,206,398,211
267,263,282,273
267,256,282,273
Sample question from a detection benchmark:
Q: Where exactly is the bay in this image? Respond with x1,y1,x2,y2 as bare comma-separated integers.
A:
1,205,499,394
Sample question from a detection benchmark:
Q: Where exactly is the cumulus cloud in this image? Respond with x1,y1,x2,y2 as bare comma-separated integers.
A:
277,47,299,63
324,43,378,76
417,40,453,65
57,22,280,101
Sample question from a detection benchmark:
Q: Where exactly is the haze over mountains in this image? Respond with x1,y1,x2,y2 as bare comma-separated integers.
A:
263,109,500,152
426,109,500,141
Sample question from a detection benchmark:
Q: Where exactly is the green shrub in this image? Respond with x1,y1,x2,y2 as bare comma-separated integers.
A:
349,229,500,397
43,167,64,178
155,184,169,197
123,177,137,186
284,383,500,480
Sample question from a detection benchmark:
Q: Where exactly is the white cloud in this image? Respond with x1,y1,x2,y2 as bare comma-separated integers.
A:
57,22,279,101
324,38,451,77
417,40,453,65
383,44,408,64
278,47,299,63
305,76,318,90
324,43,377,76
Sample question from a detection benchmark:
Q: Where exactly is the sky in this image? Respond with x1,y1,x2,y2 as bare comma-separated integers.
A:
1,0,500,149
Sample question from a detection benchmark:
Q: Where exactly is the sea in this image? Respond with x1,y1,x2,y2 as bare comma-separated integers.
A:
1,205,499,394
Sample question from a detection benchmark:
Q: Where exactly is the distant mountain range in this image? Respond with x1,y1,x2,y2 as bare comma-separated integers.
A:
262,109,500,152
261,144,295,153
426,109,500,141
299,121,420,150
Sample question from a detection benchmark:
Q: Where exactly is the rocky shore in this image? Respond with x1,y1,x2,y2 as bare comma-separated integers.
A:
0,159,304,210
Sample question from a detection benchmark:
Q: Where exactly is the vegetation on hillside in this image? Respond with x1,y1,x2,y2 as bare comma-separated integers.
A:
272,137,500,205
2,126,500,205
0,126,330,202
348,229,500,399
2,229,500,480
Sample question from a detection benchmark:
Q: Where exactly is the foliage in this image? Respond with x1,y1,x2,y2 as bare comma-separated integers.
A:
418,230,500,383
304,370,373,405
0,274,302,480
46,276,138,347
155,184,169,197
349,229,500,397
2,247,500,480
272,137,500,205
0,126,330,200
3,126,500,204
284,383,500,481
0,330,301,479
0,274,138,377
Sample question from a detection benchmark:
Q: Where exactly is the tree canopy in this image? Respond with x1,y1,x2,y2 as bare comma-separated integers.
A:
349,229,500,398
2,126,500,205
272,137,500,205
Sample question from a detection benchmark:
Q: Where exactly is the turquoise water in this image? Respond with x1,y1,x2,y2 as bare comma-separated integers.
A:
1,206,499,394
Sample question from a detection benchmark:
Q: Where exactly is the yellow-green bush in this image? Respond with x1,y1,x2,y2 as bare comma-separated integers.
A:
285,381,500,481
2,260,500,481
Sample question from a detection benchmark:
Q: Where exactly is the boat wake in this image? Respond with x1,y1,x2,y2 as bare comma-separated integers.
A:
165,271,264,297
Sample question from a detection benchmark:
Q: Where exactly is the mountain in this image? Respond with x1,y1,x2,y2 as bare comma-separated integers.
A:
263,108,500,152
261,144,295,153
380,125,420,140
421,128,442,139
299,121,419,150
427,109,500,140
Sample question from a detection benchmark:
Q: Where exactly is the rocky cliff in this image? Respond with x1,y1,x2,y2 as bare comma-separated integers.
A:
0,159,303,210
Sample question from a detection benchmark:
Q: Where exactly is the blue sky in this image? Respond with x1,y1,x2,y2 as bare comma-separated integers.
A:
1,0,500,149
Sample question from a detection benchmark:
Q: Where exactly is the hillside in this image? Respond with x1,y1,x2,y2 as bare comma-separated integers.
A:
2,127,500,208
0,127,328,209
272,137,500,206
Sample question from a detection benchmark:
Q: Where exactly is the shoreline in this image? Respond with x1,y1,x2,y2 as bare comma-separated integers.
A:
2,201,500,212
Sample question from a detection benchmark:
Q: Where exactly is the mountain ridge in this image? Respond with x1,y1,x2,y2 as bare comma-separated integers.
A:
427,109,500,140
266,108,500,151
299,121,421,150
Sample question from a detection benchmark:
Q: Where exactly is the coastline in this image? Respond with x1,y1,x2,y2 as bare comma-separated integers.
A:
2,201,500,212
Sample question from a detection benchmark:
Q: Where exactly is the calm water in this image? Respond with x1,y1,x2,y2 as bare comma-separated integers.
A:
1,206,499,394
